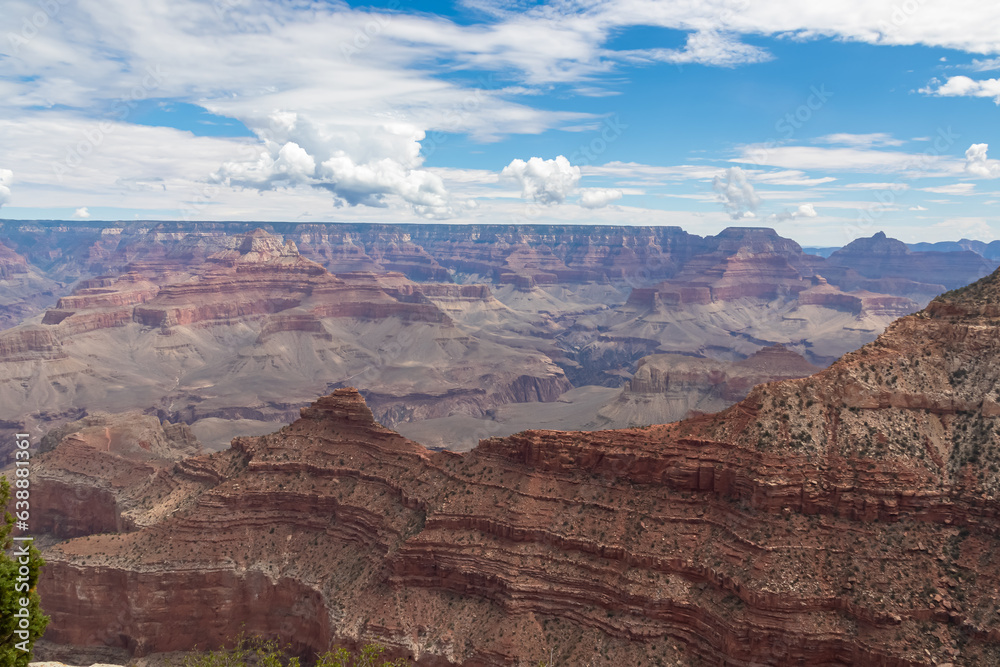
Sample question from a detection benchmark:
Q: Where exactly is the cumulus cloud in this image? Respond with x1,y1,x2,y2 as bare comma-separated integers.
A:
769,203,818,222
712,167,760,220
920,76,1000,103
501,155,581,205
0,169,11,208
578,188,623,209
965,143,1000,178
214,114,454,218
73,207,91,219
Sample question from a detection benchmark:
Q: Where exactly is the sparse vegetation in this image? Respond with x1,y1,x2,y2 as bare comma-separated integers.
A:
174,633,410,667
0,477,49,665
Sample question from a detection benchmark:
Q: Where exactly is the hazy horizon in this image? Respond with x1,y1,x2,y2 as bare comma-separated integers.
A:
2,0,999,245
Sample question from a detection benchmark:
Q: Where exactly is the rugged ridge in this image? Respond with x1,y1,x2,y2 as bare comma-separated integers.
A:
33,266,1000,666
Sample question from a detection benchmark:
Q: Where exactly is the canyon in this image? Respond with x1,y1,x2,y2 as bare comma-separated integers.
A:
2,222,995,460
19,263,1000,665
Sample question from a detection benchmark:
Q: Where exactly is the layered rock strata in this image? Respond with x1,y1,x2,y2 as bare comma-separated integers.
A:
34,265,1000,667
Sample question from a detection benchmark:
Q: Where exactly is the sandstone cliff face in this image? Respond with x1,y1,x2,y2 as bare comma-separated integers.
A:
27,411,203,538
33,259,1000,667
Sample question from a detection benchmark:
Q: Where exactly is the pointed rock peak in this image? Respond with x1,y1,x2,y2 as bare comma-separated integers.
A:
299,388,381,429
873,231,887,240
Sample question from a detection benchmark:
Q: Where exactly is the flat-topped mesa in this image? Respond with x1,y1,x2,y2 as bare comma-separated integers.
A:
709,226,807,257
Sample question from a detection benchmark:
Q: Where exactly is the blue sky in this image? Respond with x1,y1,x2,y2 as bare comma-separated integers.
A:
1,0,1000,244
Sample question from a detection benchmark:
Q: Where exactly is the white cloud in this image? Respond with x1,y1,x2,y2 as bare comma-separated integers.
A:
965,143,1000,178
910,205,928,211
73,207,91,219
214,114,454,217
712,167,759,220
578,188,623,209
920,183,976,195
969,57,1000,71
815,133,904,148
751,170,837,186
501,155,581,205
843,182,909,190
932,217,997,241
920,76,1000,103
615,30,772,68
769,203,818,222
735,145,962,176
586,0,1000,55
0,169,11,208
4,0,1000,224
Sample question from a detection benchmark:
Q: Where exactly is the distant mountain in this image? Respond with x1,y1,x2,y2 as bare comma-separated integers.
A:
907,237,1000,260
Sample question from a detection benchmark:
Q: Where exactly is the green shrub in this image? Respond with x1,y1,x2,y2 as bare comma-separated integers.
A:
175,633,410,667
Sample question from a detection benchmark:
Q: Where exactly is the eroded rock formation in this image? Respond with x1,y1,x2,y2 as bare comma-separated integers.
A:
598,345,822,426
0,231,569,458
33,266,1000,666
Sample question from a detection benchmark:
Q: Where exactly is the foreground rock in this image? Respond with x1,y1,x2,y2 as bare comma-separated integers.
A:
33,267,1000,666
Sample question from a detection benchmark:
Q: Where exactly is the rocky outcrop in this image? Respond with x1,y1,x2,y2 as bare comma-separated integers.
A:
27,411,203,538
0,326,66,362
598,345,821,426
34,258,1000,667
798,276,919,318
